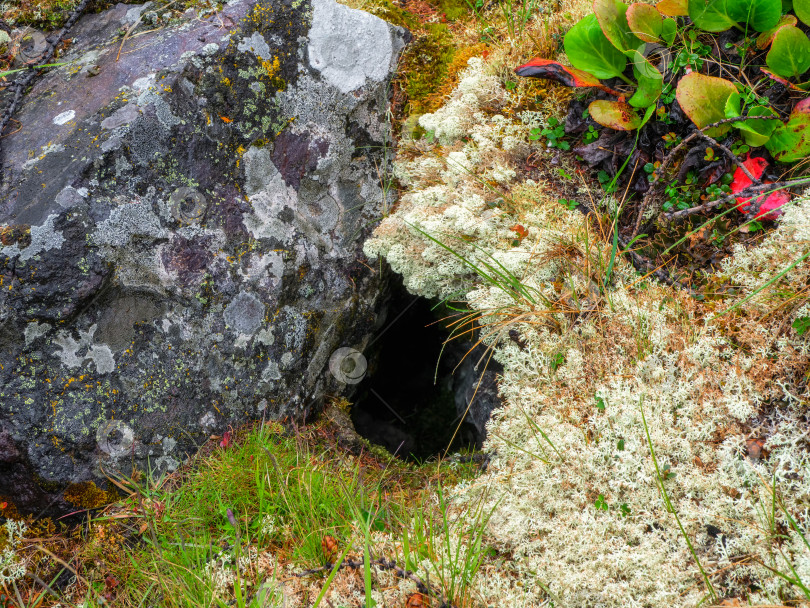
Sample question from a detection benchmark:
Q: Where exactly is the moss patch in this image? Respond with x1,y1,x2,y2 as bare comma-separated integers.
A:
398,23,456,115
64,481,119,509
1,0,222,28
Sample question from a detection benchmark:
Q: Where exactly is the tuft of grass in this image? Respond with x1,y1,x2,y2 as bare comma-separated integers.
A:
8,420,491,608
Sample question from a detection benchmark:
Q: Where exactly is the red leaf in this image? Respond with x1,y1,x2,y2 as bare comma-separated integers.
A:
510,224,528,241
730,156,768,195
514,58,623,96
759,67,806,92
219,430,232,448
731,156,790,220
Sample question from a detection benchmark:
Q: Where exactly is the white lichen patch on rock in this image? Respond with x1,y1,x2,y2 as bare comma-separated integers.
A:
308,0,394,93
366,57,810,606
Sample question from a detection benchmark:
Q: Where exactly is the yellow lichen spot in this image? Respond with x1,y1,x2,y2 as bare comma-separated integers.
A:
260,56,280,78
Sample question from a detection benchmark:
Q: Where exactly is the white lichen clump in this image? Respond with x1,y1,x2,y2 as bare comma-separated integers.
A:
0,520,28,586
366,56,810,606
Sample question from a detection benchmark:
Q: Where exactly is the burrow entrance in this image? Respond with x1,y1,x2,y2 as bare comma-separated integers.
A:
351,277,502,461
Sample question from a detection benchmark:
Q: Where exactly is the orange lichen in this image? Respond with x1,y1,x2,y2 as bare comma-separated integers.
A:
424,43,489,111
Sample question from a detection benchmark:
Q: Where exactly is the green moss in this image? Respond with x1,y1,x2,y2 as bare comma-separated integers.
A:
2,0,220,29
400,23,455,115
63,481,119,509
352,0,420,30
431,0,470,20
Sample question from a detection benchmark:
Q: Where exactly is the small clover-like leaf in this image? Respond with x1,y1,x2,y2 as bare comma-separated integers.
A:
594,494,609,511
793,316,810,335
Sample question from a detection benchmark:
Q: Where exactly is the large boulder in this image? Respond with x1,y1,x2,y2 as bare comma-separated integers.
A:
0,0,406,514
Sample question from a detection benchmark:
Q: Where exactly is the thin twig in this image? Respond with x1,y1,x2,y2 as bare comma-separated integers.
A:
663,178,810,221
631,114,784,237
0,0,91,181
617,235,695,294
116,1,177,61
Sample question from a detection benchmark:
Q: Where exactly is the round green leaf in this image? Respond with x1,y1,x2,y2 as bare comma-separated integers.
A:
756,15,798,49
629,50,663,107
676,72,738,136
661,18,678,45
688,0,737,31
627,3,664,42
766,98,810,162
795,0,810,25
726,0,781,30
594,0,644,51
564,14,628,79
589,100,643,130
730,102,779,146
766,25,810,79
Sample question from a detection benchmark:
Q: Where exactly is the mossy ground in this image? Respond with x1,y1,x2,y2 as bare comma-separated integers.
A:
4,416,486,607
10,0,807,606
0,0,223,28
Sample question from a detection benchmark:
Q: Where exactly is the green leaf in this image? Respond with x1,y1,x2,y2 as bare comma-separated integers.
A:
629,74,663,107
793,316,810,335
756,15,798,49
725,0,781,31
595,494,609,510
595,396,606,411
589,100,643,129
735,104,779,147
661,17,678,45
641,103,657,127
766,25,810,78
629,51,663,107
627,3,665,42
564,14,628,79
795,0,810,25
688,0,737,31
676,72,738,136
594,0,644,51
766,97,810,162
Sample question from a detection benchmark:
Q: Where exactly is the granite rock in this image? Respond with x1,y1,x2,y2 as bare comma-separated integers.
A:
0,0,406,514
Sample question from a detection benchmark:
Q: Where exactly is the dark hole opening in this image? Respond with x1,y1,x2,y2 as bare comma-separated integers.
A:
352,277,502,462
